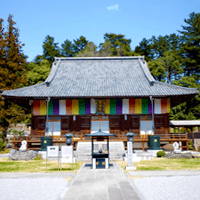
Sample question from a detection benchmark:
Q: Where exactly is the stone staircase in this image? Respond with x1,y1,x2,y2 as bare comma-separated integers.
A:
74,141,126,161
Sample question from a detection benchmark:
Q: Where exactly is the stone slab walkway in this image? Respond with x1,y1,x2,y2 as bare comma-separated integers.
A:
62,163,140,200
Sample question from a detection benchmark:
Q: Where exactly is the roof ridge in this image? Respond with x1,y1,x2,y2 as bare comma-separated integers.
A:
154,81,199,92
45,60,61,86
54,56,145,61
138,59,155,83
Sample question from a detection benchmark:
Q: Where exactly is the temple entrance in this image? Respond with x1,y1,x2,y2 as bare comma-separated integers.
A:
91,116,109,133
140,120,153,138
45,117,61,137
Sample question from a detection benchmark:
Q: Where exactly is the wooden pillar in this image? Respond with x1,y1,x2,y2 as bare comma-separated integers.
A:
186,141,189,151
118,132,120,140
80,131,83,141
142,142,145,151
12,142,15,149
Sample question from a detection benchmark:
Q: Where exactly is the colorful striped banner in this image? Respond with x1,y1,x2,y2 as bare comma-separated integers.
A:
122,99,129,114
33,100,40,115
32,98,170,115
116,99,122,114
79,99,85,115
167,98,170,113
129,99,135,114
135,99,142,114
110,99,116,115
59,100,66,115
66,100,72,115
72,100,79,115
40,100,47,115
105,99,110,114
85,99,91,114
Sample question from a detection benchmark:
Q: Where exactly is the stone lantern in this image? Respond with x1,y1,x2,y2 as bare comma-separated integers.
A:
64,130,73,146
125,130,136,170
126,130,136,153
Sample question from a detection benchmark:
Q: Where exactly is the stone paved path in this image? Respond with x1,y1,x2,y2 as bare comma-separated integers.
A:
62,163,140,200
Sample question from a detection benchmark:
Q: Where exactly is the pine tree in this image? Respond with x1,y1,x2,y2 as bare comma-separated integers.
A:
0,15,27,139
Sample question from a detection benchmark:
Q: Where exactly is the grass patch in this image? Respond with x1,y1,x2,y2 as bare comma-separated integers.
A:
117,157,200,171
0,159,83,173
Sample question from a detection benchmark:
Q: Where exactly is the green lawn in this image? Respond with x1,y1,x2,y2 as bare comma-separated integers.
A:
118,157,200,171
0,158,83,173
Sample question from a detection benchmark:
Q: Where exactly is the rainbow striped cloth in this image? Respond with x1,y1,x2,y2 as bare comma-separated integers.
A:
33,98,170,115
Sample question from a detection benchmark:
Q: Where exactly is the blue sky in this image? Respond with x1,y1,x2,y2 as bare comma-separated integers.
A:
1,0,200,62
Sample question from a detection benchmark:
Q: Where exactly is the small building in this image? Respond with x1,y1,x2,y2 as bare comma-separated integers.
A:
2,56,199,150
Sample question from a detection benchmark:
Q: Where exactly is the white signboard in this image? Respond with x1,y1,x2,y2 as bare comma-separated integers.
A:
61,146,73,158
47,146,59,157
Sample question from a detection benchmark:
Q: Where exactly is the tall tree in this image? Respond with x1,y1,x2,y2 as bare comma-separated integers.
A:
148,50,183,83
42,35,60,63
134,38,153,61
179,12,200,79
26,60,51,85
77,42,98,57
100,33,132,56
61,39,74,57
35,35,60,64
0,15,27,139
73,36,88,55
170,12,200,120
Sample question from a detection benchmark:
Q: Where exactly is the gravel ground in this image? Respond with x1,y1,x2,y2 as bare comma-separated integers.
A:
0,177,68,200
133,176,200,200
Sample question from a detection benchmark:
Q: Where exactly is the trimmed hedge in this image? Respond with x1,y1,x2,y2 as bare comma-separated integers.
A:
157,151,166,157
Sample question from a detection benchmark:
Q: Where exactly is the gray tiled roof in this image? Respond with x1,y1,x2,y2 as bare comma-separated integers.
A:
2,57,199,99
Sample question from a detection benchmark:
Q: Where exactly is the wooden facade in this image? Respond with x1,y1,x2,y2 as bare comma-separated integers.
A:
31,114,170,137
3,57,198,151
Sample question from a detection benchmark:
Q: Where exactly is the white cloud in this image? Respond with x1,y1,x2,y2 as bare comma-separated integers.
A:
107,4,119,11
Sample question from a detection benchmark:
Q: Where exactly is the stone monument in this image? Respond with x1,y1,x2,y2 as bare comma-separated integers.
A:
19,140,27,151
9,149,38,160
173,142,181,154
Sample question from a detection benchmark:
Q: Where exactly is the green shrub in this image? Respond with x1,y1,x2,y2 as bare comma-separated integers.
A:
157,151,166,157
1,149,10,154
0,139,6,151
34,155,42,160
188,141,193,150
